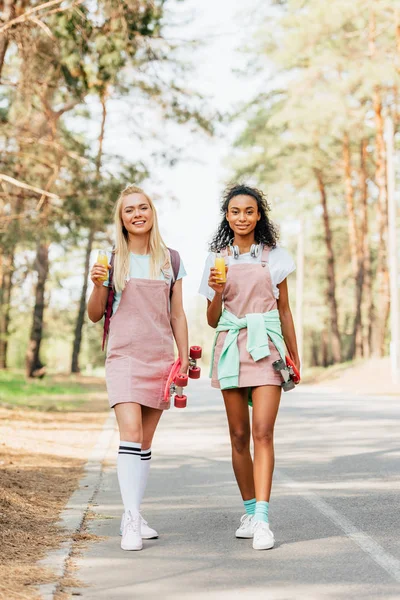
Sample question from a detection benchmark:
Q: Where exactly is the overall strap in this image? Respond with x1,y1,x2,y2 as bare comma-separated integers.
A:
220,247,229,257
261,244,271,266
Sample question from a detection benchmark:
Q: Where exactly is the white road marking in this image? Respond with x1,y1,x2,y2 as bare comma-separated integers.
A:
276,470,400,583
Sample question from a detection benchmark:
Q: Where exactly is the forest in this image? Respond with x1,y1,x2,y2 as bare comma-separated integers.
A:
1,0,399,376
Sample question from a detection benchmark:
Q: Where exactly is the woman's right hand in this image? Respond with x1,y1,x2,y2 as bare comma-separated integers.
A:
208,267,228,296
90,263,109,287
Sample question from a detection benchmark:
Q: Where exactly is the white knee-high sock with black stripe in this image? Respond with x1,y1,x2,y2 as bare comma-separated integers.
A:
138,447,152,508
117,441,141,515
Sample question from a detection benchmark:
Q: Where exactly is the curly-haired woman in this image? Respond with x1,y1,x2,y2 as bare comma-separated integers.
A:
198,184,300,550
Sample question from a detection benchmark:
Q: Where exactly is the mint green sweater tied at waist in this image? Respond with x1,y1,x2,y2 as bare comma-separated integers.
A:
210,309,286,390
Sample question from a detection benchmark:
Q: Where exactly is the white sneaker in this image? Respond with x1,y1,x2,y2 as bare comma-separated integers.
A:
140,516,158,539
235,514,255,538
252,520,274,550
121,511,143,551
120,512,158,539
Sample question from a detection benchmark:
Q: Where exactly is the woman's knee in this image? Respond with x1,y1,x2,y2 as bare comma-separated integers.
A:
119,428,142,443
230,428,250,453
141,438,153,450
115,403,142,442
252,426,274,445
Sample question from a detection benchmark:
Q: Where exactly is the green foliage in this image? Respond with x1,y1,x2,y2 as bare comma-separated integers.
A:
230,0,400,365
1,0,215,373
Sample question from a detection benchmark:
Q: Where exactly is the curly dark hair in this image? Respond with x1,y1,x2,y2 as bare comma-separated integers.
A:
209,184,279,252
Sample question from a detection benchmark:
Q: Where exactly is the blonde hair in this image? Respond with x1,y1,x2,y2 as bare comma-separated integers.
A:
112,185,169,293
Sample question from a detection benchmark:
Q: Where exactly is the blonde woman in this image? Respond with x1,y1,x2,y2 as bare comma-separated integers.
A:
88,185,188,551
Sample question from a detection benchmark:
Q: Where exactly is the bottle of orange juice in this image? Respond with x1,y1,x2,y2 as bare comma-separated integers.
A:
214,252,227,283
97,250,109,282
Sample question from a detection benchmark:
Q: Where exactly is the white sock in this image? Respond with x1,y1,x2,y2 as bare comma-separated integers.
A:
117,440,141,515
138,447,152,508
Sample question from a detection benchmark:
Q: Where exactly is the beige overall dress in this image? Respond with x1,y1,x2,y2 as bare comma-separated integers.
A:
211,245,282,389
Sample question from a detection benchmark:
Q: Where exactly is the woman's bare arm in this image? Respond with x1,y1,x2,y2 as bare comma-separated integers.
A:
87,261,109,323
277,278,300,372
170,278,189,372
206,266,228,328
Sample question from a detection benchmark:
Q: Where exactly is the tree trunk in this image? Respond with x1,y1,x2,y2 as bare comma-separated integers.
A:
71,228,95,373
322,328,329,367
315,169,342,363
369,8,390,356
0,0,16,80
0,251,14,369
359,139,373,357
295,215,304,362
311,331,320,367
373,88,390,356
343,132,363,359
26,241,49,378
0,194,24,369
70,93,108,373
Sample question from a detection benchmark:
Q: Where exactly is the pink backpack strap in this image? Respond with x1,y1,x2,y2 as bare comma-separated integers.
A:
102,251,115,351
167,247,180,298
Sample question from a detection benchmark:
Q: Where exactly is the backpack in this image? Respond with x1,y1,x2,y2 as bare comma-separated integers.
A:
102,248,181,351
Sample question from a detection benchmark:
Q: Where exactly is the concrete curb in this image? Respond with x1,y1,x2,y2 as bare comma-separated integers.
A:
38,411,116,600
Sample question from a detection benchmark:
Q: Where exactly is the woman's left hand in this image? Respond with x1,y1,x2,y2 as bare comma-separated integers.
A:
291,355,301,374
179,359,189,374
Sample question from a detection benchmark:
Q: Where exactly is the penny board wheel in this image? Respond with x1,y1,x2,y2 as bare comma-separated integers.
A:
272,359,286,373
190,346,202,360
174,395,187,408
189,366,201,379
176,373,188,387
282,380,295,392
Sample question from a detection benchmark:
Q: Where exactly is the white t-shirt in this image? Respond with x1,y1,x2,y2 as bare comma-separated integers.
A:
103,251,186,314
198,246,295,302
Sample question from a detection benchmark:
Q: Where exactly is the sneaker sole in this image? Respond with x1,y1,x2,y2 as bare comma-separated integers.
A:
120,531,158,539
121,543,143,551
235,532,254,539
253,541,274,550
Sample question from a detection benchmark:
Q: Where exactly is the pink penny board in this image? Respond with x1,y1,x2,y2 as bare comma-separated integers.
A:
163,346,202,408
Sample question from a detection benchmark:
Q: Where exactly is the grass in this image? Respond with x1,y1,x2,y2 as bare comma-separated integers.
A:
0,370,105,412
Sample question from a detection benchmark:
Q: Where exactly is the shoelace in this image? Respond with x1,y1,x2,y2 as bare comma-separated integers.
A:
125,515,140,534
239,514,253,528
253,521,271,535
122,513,147,527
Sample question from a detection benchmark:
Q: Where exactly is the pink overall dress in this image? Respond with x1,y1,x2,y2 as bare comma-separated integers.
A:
105,275,175,410
211,245,282,389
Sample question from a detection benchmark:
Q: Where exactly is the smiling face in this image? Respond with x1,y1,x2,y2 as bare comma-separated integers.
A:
120,192,154,237
226,194,260,238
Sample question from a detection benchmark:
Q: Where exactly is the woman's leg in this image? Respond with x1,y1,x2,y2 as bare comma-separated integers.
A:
114,404,143,509
115,401,143,443
222,388,255,501
139,406,163,507
114,402,144,549
251,385,281,550
251,385,281,504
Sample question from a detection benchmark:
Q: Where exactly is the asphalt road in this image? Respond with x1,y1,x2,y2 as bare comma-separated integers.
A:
69,378,400,600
